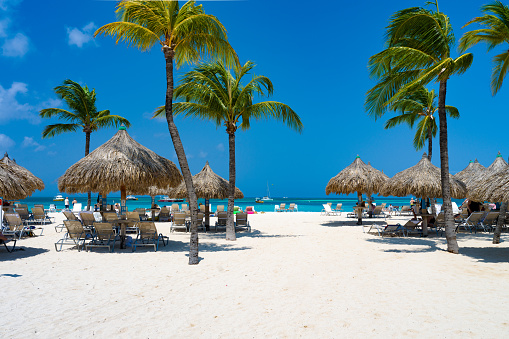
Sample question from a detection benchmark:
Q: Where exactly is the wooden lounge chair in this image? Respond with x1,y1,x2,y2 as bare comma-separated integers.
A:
287,203,297,212
276,203,286,212
216,205,225,213
55,220,88,252
477,211,499,233
401,219,422,237
132,222,168,252
14,208,31,224
134,208,148,221
371,206,386,219
333,203,342,214
125,211,141,233
456,212,484,233
171,212,187,232
171,203,180,213
3,214,28,239
79,212,96,234
214,211,227,232
381,224,405,237
86,222,117,252
235,212,251,232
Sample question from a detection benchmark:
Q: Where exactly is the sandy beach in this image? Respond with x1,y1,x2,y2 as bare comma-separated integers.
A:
2,212,509,338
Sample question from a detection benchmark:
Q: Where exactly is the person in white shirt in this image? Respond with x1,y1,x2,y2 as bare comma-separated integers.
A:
64,197,70,210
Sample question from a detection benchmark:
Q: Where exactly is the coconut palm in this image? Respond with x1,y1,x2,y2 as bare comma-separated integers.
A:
365,2,473,253
94,0,237,264
40,79,130,211
385,86,459,160
154,60,302,240
459,1,509,95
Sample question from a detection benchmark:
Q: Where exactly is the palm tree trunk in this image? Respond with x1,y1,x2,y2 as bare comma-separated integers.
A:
428,127,436,216
226,131,236,241
164,47,199,265
438,80,459,253
493,202,507,244
85,131,92,211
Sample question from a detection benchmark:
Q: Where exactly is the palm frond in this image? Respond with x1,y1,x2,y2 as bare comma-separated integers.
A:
245,101,303,133
41,123,80,138
94,22,161,51
491,51,509,94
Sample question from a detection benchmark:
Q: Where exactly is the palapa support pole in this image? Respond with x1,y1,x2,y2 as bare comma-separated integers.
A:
357,191,363,225
102,193,107,211
150,195,156,221
205,198,210,231
0,197,3,229
120,185,126,215
97,194,102,212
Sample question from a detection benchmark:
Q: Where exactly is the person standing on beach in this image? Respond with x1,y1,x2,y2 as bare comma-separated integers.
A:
64,197,70,210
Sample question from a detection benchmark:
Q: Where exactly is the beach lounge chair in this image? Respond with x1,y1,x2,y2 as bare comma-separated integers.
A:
333,203,342,214
322,204,338,216
245,206,255,214
132,222,168,252
55,220,88,252
287,203,297,212
171,204,180,213
197,212,206,232
401,219,423,237
86,222,117,252
276,203,286,212
79,212,96,233
235,212,251,232
101,211,119,223
3,214,28,240
216,205,225,214
199,204,206,213
371,206,386,219
134,208,148,221
0,234,17,252
158,207,170,222
477,211,499,233
14,208,31,224
381,224,405,237
399,206,412,216
31,207,47,225
171,212,187,232
456,212,484,233
125,211,141,233
181,204,189,212
215,211,227,231
72,203,82,214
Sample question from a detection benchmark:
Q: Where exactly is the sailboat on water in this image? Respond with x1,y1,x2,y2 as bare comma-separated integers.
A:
255,182,273,203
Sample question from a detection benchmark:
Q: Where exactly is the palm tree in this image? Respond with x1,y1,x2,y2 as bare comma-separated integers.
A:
95,0,237,264
459,1,509,244
459,1,509,95
365,2,473,253
154,60,302,240
384,86,459,161
40,79,131,211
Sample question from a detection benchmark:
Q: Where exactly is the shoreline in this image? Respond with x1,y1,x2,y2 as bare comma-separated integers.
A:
2,212,509,337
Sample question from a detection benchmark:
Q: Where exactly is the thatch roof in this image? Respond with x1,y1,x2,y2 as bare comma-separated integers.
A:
58,127,182,194
1,152,44,191
454,159,485,188
467,152,509,202
380,153,467,199
167,161,243,199
325,156,388,196
0,163,38,200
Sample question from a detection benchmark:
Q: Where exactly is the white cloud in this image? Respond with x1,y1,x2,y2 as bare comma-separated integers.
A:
2,32,28,57
199,151,208,158
0,19,8,38
47,151,57,156
21,136,46,152
0,133,14,149
216,143,225,152
0,81,41,124
0,0,21,11
67,22,96,48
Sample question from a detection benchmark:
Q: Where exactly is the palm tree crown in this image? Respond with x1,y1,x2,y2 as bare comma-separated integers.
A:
385,86,458,154
40,79,130,148
94,0,236,68
459,1,509,94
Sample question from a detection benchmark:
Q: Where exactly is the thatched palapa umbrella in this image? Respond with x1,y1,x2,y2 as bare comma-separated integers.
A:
454,159,485,188
466,152,509,244
168,161,243,230
1,152,45,193
0,163,36,200
380,153,467,199
380,153,467,236
58,126,182,216
326,155,388,225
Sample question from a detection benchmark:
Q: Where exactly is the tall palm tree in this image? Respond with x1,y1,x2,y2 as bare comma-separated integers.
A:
95,0,237,264
365,2,473,253
385,86,459,161
154,60,302,240
459,1,509,95
459,1,509,244
40,79,131,211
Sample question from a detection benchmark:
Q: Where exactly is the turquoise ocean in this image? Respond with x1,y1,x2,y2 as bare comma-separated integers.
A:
13,196,464,213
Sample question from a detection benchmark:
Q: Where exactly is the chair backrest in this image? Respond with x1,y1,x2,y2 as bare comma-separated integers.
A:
217,211,227,226
171,204,180,212
280,203,286,209
199,205,206,213
323,204,332,212
217,205,225,212
93,222,115,239
401,206,411,212
15,208,30,220
16,203,28,209
181,204,188,211
381,203,386,208
79,212,95,226
34,204,45,210
32,207,45,218
451,202,460,215
4,213,23,228
197,212,204,221
484,212,499,224
126,211,140,221
64,220,85,239
327,202,332,207
403,219,421,227
335,203,342,210
159,207,170,217
373,206,383,214
101,212,119,222
467,212,484,224
173,212,186,225
138,222,157,239
72,203,82,212
63,210,78,221
236,212,248,226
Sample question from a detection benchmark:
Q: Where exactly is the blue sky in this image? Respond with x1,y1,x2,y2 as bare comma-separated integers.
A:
1,0,507,198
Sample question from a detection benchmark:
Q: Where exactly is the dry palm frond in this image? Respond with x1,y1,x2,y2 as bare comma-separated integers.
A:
167,161,243,199
58,128,182,194
467,152,509,202
380,153,467,199
325,156,388,196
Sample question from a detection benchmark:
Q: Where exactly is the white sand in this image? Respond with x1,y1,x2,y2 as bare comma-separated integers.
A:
2,212,509,338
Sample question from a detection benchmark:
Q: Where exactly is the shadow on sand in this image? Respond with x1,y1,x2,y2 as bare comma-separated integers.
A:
0,245,49,262
365,237,447,253
320,219,386,228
